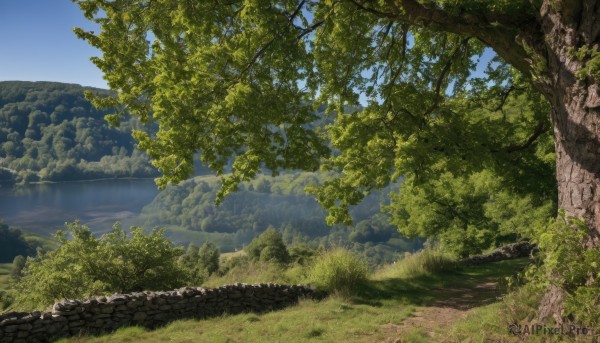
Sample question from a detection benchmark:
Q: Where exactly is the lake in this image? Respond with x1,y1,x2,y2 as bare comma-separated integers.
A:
0,179,160,236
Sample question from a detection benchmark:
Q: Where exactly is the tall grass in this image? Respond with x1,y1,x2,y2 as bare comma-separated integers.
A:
308,248,368,297
373,246,457,280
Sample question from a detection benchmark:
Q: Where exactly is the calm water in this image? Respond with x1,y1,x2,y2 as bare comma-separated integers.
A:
0,179,160,236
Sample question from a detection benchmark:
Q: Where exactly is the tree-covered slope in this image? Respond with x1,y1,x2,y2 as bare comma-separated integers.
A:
140,172,420,265
0,81,157,183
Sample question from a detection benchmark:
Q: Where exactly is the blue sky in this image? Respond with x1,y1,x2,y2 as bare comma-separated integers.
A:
0,0,107,89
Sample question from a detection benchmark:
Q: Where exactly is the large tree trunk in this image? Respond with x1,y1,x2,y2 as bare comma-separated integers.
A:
536,0,600,324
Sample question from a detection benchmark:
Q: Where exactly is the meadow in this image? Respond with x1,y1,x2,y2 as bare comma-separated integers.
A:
57,254,536,343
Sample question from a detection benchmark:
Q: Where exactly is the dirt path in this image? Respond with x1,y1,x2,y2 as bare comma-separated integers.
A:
382,278,502,342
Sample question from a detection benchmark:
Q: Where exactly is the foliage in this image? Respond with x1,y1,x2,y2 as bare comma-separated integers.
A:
245,227,290,265
10,255,25,279
570,45,600,81
0,290,13,312
308,248,368,296
218,255,251,277
0,222,37,262
71,1,554,226
176,241,220,285
0,81,158,183
71,0,590,325
71,0,556,264
198,242,220,276
525,211,600,328
388,169,554,257
13,221,187,310
177,244,207,286
288,243,318,266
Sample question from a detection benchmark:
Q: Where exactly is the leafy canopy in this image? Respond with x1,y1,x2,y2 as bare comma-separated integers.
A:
73,1,554,247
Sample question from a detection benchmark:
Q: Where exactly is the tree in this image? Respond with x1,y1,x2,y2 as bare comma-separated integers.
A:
0,223,34,262
177,243,208,285
73,0,599,322
198,242,220,275
11,255,26,279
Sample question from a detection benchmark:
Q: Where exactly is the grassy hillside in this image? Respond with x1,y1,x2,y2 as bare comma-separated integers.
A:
59,258,532,343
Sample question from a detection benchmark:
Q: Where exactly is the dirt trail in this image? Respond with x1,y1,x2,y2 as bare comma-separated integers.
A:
382,278,502,342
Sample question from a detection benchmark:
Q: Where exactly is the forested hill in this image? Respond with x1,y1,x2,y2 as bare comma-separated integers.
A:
139,172,420,265
0,81,157,183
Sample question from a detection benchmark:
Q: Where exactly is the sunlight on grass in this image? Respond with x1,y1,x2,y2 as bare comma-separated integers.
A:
402,327,430,343
61,258,533,343
64,297,415,343
372,247,457,281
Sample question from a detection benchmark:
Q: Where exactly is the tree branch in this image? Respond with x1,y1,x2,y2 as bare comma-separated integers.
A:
376,0,540,78
504,120,549,153
489,120,549,153
347,0,396,18
423,37,471,116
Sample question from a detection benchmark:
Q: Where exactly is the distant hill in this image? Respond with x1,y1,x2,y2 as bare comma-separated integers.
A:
0,81,158,183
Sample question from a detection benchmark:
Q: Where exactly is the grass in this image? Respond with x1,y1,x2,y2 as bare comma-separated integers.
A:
62,297,415,343
204,260,308,288
58,257,532,343
220,250,247,262
372,247,457,281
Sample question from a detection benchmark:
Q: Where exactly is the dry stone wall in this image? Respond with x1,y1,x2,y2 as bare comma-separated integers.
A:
0,283,316,343
460,242,536,265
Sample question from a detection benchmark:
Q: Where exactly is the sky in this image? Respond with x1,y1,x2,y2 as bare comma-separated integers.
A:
0,0,107,89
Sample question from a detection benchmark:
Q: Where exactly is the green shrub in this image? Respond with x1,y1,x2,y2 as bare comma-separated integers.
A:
13,221,187,310
0,290,14,311
218,255,250,276
308,248,368,297
526,211,600,328
245,227,290,264
288,244,317,266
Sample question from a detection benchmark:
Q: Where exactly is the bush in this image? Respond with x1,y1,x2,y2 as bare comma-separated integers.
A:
218,254,250,277
245,227,290,264
13,221,187,310
288,244,317,266
308,248,368,297
526,211,600,328
0,290,14,311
